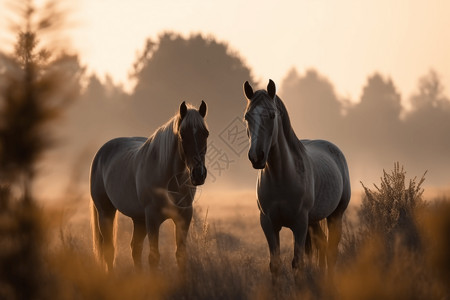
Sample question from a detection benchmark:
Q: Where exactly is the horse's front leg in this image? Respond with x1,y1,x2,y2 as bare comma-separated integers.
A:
131,218,146,271
292,210,309,285
260,212,282,284
174,208,193,273
145,207,163,270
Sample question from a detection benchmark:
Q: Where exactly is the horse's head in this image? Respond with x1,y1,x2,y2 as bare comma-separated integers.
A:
243,80,279,169
177,101,209,186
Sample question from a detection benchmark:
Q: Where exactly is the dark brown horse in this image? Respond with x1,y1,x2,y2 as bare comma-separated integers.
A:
243,80,351,283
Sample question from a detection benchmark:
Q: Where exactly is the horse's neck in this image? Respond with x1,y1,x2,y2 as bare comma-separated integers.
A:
266,117,306,177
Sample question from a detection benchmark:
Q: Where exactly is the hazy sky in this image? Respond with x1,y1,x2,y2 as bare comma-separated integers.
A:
1,0,450,102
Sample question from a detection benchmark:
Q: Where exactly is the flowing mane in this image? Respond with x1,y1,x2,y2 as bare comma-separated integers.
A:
141,115,180,170
274,95,306,154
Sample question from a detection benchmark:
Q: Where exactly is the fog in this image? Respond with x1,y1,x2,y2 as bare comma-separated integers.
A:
36,32,450,201
281,68,450,188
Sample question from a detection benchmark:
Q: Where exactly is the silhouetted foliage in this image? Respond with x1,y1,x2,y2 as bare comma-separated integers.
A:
0,0,82,193
337,165,449,300
0,1,81,298
360,162,426,250
0,186,45,300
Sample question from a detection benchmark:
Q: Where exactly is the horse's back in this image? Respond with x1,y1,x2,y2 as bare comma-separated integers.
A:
90,137,147,217
91,137,146,181
302,139,349,175
301,139,351,221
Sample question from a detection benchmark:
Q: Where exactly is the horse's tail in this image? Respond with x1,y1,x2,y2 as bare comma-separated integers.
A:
90,200,118,271
306,221,328,266
90,201,103,263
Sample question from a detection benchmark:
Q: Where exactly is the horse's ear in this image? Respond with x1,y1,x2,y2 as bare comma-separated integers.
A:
243,81,254,100
180,101,187,119
267,79,276,99
199,100,207,118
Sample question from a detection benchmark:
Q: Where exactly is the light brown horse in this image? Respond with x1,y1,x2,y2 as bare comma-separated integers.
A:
90,101,208,272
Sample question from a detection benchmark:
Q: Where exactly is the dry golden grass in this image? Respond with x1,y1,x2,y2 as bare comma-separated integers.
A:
1,178,449,299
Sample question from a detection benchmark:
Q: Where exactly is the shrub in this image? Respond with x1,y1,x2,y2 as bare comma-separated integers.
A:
336,163,449,299
359,162,426,250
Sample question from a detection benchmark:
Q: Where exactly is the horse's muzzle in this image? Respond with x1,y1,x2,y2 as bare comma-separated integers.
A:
251,161,266,169
191,165,207,186
249,150,266,169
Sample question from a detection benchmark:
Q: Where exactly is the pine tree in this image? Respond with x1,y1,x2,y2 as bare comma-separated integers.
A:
0,1,82,298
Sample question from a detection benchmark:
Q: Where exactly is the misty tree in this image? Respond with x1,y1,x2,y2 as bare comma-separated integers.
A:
280,68,344,140
406,70,450,136
0,1,82,299
83,74,108,101
130,32,254,134
344,73,403,159
74,73,129,117
348,73,402,126
410,70,449,111
0,0,82,197
402,70,450,182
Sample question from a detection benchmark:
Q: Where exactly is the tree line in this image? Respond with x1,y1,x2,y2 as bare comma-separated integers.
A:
2,19,449,195
61,32,449,189
281,68,450,185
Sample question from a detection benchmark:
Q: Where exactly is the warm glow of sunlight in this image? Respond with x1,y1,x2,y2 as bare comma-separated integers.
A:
7,0,443,99
1,1,450,299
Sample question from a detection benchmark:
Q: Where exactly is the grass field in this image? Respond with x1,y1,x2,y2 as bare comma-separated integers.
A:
1,166,449,299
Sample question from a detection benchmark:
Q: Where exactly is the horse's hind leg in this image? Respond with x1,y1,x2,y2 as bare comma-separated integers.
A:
131,218,146,271
309,222,327,271
326,211,343,279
